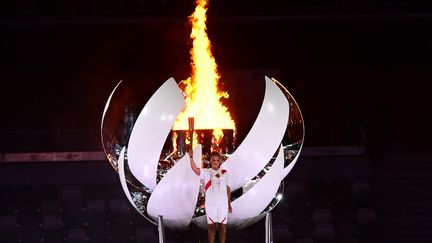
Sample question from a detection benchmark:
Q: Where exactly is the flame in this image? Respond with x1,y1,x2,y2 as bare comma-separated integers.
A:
186,131,199,147
173,0,236,144
171,131,177,152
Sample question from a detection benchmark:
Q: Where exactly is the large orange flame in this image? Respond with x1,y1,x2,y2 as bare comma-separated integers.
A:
173,0,236,143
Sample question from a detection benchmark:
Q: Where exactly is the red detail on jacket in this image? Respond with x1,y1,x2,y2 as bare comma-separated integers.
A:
205,180,212,191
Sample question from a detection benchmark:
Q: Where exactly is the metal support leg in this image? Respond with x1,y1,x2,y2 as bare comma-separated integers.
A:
158,215,166,243
265,212,273,243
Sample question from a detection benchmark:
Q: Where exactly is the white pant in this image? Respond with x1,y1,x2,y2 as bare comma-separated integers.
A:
205,204,228,224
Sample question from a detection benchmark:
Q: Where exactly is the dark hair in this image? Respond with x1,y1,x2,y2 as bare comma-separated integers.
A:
209,151,221,159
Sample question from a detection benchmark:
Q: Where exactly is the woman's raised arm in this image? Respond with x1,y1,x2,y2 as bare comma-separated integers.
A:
188,149,200,175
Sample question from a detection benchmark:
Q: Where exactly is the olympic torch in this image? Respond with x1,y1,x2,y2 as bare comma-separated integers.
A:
188,117,195,150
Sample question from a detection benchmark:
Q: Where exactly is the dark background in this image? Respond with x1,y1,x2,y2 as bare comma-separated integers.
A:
1,0,432,155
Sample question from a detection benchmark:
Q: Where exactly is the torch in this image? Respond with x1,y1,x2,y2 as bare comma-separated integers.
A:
188,117,195,152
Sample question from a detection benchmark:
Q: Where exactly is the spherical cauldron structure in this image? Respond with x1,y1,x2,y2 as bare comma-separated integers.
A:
101,76,304,230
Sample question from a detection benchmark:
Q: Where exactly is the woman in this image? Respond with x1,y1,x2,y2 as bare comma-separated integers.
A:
189,150,232,243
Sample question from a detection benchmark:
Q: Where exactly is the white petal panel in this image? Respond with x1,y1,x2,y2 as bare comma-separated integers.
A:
147,145,202,230
101,80,122,125
127,78,185,191
117,147,155,223
223,76,289,190
234,213,266,229
228,146,284,228
101,80,122,158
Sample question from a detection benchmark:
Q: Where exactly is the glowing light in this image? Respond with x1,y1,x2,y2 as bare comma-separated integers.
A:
173,0,236,144
276,193,283,201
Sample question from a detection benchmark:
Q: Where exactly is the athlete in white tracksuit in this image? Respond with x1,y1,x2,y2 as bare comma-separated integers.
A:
189,150,232,243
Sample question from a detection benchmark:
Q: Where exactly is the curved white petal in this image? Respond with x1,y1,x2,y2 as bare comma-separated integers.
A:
234,213,266,229
102,80,122,124
118,147,155,224
228,145,284,228
223,76,289,190
127,78,185,191
147,145,202,230
101,80,122,159
275,75,305,179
